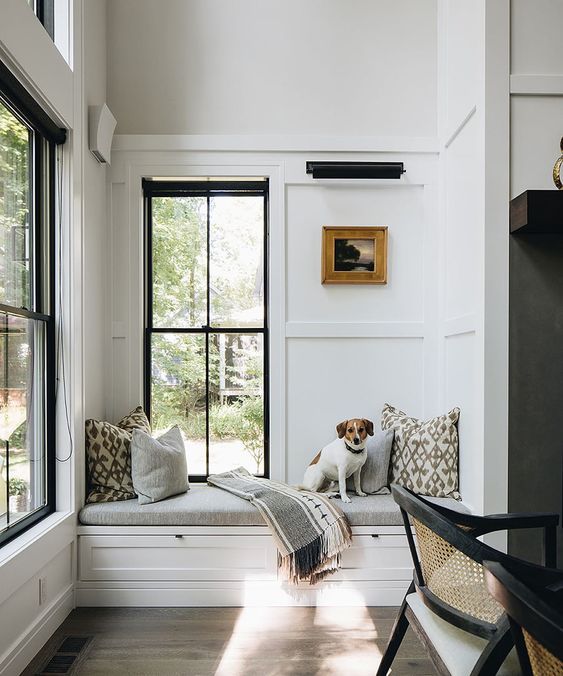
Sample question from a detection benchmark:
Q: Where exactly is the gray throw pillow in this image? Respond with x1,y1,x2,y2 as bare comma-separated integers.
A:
131,426,189,505
346,428,394,495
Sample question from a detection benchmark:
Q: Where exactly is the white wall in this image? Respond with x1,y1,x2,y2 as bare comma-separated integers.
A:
438,0,509,518
107,0,437,138
83,0,109,420
510,0,563,197
439,1,485,513
285,180,432,482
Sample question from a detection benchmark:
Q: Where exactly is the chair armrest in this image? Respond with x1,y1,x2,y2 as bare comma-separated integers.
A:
474,512,559,568
420,496,559,567
471,512,559,536
499,556,563,595
419,496,558,534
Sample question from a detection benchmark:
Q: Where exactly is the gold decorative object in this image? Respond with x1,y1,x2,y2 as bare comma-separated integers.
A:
553,136,563,190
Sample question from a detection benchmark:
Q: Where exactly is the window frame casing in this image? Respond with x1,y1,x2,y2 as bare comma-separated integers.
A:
28,0,55,41
143,178,270,482
0,59,63,547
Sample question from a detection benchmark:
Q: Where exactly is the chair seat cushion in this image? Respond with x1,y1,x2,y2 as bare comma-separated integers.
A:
406,592,520,676
79,485,467,527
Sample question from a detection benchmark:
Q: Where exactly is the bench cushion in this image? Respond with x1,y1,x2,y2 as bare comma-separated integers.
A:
78,485,468,527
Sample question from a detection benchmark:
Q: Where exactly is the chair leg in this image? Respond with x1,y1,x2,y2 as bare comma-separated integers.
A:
376,583,413,676
470,621,513,676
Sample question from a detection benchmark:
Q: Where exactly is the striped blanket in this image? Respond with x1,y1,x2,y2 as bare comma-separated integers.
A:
207,467,352,585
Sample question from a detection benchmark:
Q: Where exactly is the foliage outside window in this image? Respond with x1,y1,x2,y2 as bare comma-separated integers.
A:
144,181,269,479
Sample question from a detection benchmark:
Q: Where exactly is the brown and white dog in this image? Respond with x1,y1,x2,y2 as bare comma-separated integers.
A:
298,419,374,502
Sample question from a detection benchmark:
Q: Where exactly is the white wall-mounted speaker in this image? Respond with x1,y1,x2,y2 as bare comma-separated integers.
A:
88,103,117,164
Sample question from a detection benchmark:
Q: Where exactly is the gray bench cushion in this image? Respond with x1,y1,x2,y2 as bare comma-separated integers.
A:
79,485,468,527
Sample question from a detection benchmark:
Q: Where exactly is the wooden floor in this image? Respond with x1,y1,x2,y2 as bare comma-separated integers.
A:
23,606,437,676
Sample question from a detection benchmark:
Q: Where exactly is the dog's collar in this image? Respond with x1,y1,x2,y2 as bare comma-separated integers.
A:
345,442,365,454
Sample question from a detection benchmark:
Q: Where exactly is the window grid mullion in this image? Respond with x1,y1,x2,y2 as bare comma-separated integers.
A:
144,194,153,421
149,327,266,334
205,194,210,477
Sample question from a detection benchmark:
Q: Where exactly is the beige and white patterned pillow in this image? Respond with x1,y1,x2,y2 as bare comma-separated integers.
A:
381,403,460,499
85,406,151,503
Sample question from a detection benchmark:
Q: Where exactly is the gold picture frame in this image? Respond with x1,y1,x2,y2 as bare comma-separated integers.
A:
321,226,388,284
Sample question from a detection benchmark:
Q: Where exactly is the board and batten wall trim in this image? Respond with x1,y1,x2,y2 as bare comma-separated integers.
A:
510,75,563,96
285,322,425,339
435,0,510,522
107,142,440,487
112,134,441,154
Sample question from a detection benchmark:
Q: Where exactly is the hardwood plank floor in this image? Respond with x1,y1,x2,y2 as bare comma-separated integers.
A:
23,606,437,675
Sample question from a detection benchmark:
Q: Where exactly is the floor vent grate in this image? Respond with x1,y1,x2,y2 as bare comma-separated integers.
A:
36,636,93,675
40,654,76,674
57,637,91,654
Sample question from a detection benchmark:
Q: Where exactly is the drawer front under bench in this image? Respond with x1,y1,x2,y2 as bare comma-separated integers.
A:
79,532,413,584
79,535,278,582
334,534,412,581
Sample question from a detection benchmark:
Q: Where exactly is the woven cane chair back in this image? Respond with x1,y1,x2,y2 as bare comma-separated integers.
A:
522,628,563,675
413,517,504,624
484,560,563,676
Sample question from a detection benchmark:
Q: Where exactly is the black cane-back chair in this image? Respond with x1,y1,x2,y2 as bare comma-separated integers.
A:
376,484,559,676
484,561,563,675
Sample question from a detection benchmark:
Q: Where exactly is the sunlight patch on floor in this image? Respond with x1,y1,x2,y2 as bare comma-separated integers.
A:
314,604,380,633
214,591,384,675
320,646,384,675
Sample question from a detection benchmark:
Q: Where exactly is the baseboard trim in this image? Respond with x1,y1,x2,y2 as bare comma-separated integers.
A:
0,584,74,676
75,581,408,608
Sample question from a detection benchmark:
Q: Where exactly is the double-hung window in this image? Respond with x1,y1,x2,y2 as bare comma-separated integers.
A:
143,179,269,480
0,61,63,546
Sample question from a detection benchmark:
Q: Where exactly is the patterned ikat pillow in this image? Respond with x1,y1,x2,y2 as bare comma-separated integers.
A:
381,403,460,499
85,406,151,503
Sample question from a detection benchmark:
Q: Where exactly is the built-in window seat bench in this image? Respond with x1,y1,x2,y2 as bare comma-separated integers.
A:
76,486,468,607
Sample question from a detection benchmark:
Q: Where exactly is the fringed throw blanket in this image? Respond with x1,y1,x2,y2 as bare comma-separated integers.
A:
207,467,352,585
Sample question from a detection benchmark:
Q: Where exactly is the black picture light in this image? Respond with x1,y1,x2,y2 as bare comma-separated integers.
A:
306,161,405,179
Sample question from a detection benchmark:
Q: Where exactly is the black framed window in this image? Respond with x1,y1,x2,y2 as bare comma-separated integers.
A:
28,0,55,41
143,179,269,480
0,61,64,546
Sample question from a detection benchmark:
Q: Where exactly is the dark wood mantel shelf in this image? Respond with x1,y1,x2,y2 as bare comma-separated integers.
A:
510,189,563,234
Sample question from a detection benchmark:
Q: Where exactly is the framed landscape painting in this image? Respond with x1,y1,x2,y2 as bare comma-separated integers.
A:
321,226,388,284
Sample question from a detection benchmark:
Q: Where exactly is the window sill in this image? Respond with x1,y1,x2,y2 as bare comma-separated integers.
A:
0,510,75,568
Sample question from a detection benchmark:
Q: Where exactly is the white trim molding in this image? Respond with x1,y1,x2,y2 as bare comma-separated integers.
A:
442,314,478,339
0,585,74,676
112,134,441,155
285,322,425,339
108,156,287,480
510,74,563,96
444,106,478,149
